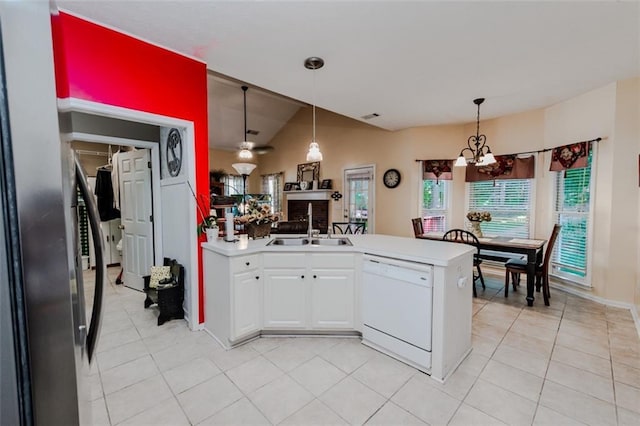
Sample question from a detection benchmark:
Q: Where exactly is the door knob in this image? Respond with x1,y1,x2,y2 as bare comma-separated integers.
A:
118,225,125,229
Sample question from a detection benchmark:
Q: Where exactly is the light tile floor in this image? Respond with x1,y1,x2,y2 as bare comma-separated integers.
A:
85,267,640,425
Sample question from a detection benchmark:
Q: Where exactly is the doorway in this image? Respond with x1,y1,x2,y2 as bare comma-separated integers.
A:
59,102,200,330
73,141,154,292
343,165,376,234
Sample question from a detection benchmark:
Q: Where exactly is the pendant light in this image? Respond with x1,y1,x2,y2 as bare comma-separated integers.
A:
238,85,253,160
304,57,324,162
454,98,496,167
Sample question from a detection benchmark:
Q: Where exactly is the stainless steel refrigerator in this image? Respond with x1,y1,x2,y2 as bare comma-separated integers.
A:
0,3,105,425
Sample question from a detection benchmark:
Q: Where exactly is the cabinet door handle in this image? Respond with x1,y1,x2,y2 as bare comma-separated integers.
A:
313,275,317,279
301,275,304,279
245,262,250,266
255,276,259,280
106,235,110,242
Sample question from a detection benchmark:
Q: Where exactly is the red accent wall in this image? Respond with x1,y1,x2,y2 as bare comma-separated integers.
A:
52,12,209,323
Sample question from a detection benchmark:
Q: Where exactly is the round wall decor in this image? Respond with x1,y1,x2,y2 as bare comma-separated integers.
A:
383,168,401,188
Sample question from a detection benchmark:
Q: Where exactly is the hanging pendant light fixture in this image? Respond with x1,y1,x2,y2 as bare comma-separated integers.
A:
238,85,253,160
454,98,496,167
304,57,324,162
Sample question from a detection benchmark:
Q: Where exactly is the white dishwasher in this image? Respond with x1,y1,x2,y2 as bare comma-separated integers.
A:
362,254,434,372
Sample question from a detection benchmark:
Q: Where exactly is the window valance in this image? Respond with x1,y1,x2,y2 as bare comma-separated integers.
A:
465,155,535,182
549,141,590,171
421,159,453,183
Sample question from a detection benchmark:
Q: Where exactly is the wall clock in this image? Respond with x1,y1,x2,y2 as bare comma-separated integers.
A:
383,168,401,188
166,128,183,177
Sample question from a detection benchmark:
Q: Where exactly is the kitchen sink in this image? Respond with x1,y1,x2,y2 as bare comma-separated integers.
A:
311,238,352,246
267,237,310,246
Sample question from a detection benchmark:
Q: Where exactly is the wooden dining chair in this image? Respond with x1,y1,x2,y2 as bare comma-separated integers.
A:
504,224,561,306
411,218,424,237
332,222,366,234
442,229,485,297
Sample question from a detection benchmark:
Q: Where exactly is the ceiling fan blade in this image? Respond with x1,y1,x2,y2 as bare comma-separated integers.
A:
253,145,275,155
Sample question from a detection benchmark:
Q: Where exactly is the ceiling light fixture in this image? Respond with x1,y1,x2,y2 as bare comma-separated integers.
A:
454,98,496,167
304,57,324,162
238,85,253,160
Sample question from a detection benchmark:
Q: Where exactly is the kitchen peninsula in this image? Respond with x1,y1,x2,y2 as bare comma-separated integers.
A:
202,234,474,382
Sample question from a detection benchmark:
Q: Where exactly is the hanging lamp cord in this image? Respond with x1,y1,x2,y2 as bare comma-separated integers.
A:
242,86,248,141
312,67,316,142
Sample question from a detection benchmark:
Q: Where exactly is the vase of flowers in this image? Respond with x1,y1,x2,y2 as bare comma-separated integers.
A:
466,211,491,238
235,198,279,239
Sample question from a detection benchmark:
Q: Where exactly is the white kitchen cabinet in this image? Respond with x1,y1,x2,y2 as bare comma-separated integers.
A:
262,252,355,330
231,269,261,340
310,269,355,329
263,268,307,329
204,251,262,348
309,252,355,329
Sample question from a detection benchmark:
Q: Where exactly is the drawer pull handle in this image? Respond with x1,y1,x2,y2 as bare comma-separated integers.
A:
255,276,259,280
301,275,305,279
245,262,250,266
313,275,317,279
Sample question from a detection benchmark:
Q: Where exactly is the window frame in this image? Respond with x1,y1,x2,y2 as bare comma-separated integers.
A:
419,179,450,233
466,178,535,238
261,172,283,217
551,144,597,287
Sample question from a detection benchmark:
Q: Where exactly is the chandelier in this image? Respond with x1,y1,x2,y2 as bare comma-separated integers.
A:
454,98,496,167
304,57,324,162
238,85,253,160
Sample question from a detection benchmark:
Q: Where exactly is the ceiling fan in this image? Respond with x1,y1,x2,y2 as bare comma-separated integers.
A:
237,86,276,158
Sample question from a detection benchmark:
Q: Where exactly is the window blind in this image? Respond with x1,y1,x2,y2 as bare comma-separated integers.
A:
421,180,448,232
261,173,283,215
223,175,244,195
552,152,593,283
468,179,532,238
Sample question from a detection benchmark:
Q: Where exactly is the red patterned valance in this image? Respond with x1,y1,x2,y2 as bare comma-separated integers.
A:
550,142,589,171
422,160,453,183
465,155,535,182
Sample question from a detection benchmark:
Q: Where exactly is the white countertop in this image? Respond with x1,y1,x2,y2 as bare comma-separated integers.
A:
202,233,474,267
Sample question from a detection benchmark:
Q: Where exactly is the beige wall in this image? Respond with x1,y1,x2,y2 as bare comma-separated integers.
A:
208,148,262,194
209,78,640,306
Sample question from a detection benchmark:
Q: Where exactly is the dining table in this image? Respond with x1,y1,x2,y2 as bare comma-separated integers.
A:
417,232,547,306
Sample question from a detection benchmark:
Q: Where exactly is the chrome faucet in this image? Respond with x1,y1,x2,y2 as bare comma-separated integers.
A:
307,202,313,238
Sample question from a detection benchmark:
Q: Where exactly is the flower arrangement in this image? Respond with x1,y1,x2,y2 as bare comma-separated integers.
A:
466,211,492,222
235,198,279,225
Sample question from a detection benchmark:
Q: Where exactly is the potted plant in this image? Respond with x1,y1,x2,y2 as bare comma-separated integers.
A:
188,181,219,241
466,211,491,238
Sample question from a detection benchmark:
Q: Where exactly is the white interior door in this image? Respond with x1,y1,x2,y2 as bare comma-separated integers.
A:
118,149,153,291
